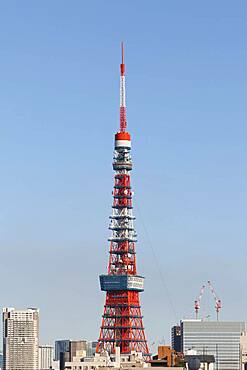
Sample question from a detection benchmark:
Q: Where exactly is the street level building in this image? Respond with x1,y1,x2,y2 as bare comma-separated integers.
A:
3,307,39,370
39,345,54,370
181,319,245,370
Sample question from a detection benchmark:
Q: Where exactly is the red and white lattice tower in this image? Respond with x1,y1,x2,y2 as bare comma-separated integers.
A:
96,44,150,359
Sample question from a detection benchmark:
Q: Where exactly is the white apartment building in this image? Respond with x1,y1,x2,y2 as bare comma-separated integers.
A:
3,307,39,370
39,345,54,369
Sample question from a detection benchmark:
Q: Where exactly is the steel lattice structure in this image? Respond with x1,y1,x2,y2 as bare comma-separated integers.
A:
96,44,150,359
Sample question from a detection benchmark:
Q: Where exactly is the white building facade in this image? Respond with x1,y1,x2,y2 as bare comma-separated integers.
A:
181,319,245,370
39,345,54,369
3,307,39,370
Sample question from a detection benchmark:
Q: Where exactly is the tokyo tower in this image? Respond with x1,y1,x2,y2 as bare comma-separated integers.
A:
96,44,150,359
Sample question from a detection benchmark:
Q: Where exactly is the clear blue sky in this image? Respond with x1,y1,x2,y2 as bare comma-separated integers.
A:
0,1,247,350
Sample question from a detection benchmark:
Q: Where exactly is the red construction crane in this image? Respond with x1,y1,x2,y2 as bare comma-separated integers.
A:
194,284,206,319
194,281,222,321
207,280,222,321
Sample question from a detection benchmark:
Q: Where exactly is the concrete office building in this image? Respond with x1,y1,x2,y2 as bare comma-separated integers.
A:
181,319,245,370
39,345,54,370
3,307,39,370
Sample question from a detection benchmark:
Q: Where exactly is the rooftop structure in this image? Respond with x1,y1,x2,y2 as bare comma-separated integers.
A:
63,348,151,370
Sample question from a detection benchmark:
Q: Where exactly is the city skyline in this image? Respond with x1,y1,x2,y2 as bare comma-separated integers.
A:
0,0,247,348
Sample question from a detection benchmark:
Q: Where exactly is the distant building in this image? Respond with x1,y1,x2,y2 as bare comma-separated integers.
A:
0,353,3,370
57,340,88,370
55,340,70,361
3,307,39,370
70,340,87,360
86,341,98,357
181,319,245,370
240,331,247,370
171,325,182,352
39,345,54,369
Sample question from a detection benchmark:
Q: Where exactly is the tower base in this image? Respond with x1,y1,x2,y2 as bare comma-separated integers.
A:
97,290,150,358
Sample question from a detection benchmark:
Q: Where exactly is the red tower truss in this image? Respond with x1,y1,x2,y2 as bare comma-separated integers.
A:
96,44,150,359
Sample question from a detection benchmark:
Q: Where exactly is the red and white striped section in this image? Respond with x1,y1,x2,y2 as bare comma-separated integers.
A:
120,42,127,133
115,42,130,148
115,131,131,149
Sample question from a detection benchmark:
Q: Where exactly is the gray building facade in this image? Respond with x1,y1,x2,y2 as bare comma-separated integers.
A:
181,319,245,370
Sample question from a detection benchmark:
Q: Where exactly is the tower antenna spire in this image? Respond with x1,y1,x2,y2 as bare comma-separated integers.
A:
120,42,127,132
121,41,125,71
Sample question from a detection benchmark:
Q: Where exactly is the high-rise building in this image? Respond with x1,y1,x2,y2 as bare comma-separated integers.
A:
69,340,87,360
3,307,39,370
39,345,54,370
96,44,150,358
181,319,245,370
55,340,70,361
171,325,182,352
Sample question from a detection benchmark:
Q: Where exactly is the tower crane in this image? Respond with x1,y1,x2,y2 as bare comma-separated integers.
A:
207,280,222,321
194,281,222,321
194,284,206,319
